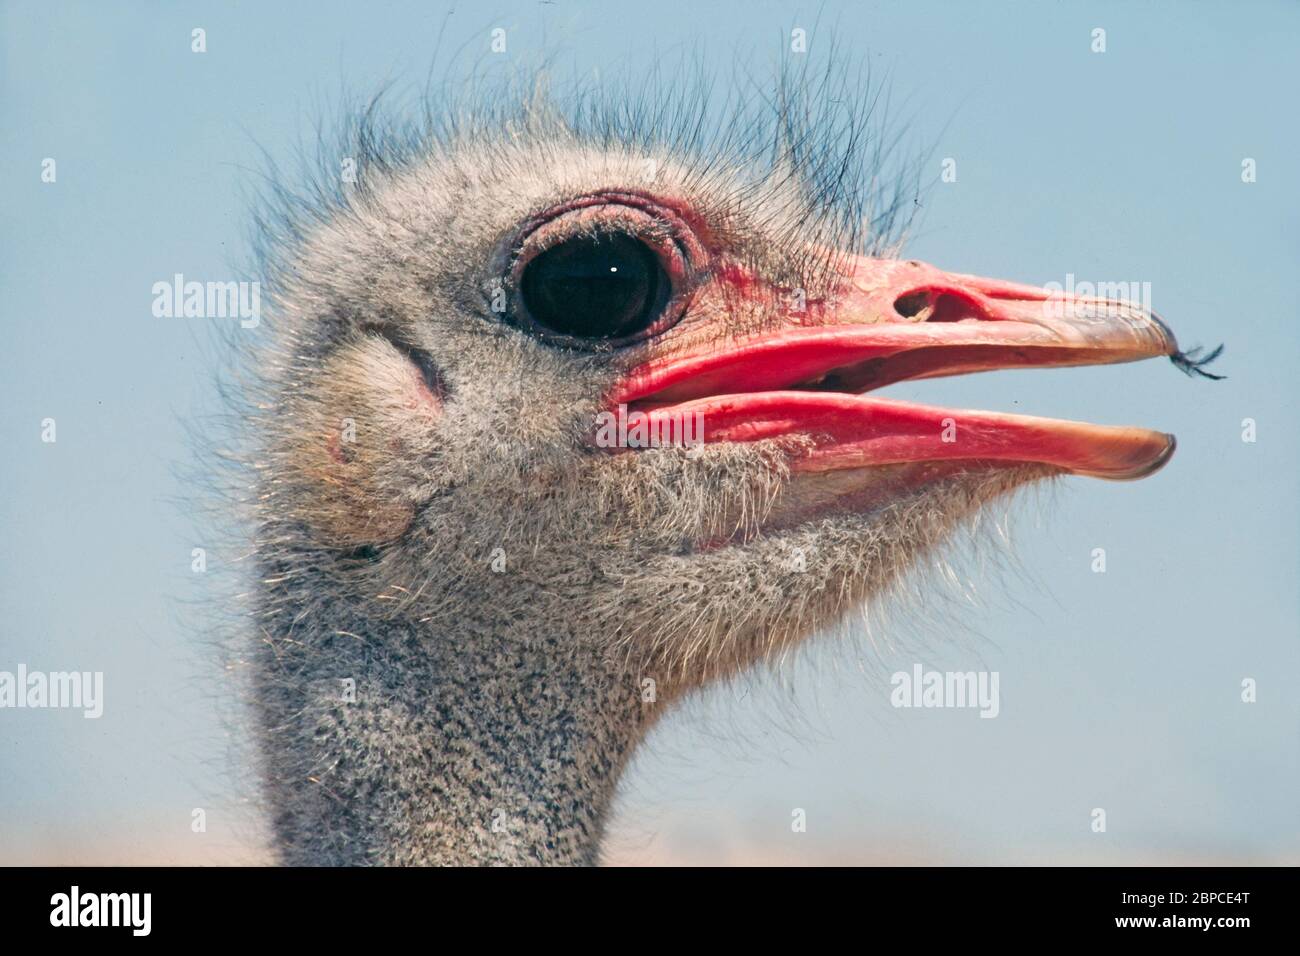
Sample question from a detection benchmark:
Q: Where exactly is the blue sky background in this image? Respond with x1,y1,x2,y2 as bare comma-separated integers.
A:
2,0,1296,863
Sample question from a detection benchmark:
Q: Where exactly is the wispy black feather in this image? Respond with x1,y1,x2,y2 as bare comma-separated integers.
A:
1170,343,1226,380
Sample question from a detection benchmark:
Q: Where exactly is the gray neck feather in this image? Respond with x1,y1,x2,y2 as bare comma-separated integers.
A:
253,580,649,865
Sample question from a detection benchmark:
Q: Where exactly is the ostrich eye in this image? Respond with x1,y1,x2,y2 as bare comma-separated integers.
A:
519,233,668,341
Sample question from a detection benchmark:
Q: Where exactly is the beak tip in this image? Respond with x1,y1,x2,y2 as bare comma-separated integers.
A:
1148,312,1180,356
1146,432,1178,477
1125,432,1177,481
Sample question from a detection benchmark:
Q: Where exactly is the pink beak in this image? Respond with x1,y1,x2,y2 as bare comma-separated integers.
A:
610,257,1183,480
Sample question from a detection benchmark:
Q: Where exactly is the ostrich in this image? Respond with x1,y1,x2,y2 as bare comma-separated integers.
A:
240,62,1218,866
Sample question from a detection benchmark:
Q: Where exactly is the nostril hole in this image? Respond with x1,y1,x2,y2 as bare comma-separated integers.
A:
894,290,933,319
894,289,984,323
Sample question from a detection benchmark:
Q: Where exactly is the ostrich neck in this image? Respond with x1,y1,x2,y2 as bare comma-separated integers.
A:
253,582,650,865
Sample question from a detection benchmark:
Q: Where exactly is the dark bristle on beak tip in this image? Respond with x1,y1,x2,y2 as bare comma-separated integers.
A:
1170,343,1227,380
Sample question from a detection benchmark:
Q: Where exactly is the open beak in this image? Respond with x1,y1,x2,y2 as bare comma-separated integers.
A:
610,256,1180,480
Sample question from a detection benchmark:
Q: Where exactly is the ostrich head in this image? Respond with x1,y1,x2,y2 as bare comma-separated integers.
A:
245,66,1206,865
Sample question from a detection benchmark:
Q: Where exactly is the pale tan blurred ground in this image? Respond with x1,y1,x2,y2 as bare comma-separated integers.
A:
6,833,1292,867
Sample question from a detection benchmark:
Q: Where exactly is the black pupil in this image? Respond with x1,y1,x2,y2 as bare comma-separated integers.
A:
520,233,664,340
